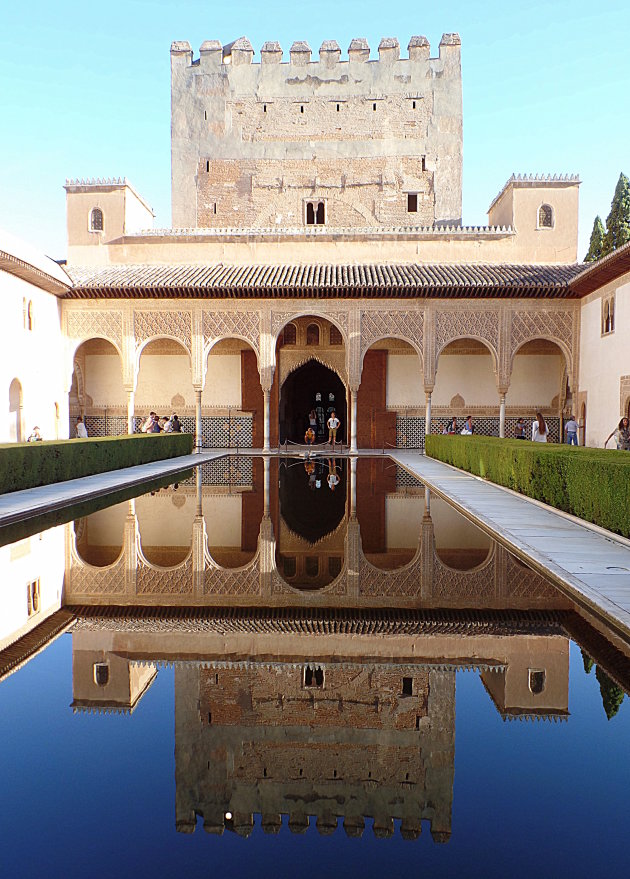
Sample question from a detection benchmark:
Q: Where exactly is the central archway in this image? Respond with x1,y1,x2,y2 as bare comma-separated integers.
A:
279,360,346,445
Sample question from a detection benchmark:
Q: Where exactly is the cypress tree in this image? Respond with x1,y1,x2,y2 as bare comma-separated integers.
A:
581,649,594,674
595,665,625,720
584,216,605,262
602,172,630,255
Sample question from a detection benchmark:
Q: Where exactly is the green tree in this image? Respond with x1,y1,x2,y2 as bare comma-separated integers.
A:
595,665,625,720
581,649,594,674
584,216,605,262
602,172,630,255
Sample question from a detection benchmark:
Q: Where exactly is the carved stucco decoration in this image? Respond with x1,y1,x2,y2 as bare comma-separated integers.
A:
503,554,558,601
66,309,123,352
510,309,574,368
68,552,127,596
136,558,194,594
358,550,423,597
278,348,348,388
435,309,499,363
271,309,348,339
431,550,496,600
203,310,261,356
271,567,347,596
203,559,261,595
360,310,424,362
620,376,630,417
135,310,192,354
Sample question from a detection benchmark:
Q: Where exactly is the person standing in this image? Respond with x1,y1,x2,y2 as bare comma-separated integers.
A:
605,417,630,450
327,410,341,447
171,414,182,433
564,414,579,445
27,426,42,442
75,416,88,438
514,418,526,439
532,412,548,443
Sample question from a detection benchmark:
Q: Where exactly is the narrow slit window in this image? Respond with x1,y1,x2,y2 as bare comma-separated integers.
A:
206,160,210,173
263,104,267,113
421,156,426,172
412,100,416,109
300,105,304,113
336,103,340,112
373,102,377,111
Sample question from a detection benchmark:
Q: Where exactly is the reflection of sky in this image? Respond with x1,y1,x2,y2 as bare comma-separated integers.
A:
0,638,628,877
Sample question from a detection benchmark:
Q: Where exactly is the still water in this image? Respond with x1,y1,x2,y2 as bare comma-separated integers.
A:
0,456,629,878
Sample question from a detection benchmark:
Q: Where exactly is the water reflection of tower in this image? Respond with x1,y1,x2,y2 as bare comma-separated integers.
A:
174,661,454,841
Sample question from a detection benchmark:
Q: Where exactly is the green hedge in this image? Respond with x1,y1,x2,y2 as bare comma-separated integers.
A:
425,435,630,537
0,434,193,495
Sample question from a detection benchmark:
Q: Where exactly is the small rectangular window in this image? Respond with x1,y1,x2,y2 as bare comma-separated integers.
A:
206,160,210,173
300,105,304,113
407,193,418,213
402,677,413,696
336,103,340,112
421,156,426,172
412,100,416,109
373,103,377,111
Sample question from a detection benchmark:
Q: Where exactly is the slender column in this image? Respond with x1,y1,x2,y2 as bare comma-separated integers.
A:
263,389,271,453
263,456,270,515
499,393,506,438
424,390,432,442
349,389,358,454
195,390,202,452
195,466,203,515
350,456,357,517
126,390,135,434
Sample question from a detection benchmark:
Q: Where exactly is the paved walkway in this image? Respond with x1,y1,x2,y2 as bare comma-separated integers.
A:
391,451,630,642
0,451,226,527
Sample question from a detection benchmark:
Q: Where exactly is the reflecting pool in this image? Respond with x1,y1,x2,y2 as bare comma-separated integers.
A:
1,456,629,878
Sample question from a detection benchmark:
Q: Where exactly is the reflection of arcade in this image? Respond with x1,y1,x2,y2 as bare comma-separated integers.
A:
66,614,572,841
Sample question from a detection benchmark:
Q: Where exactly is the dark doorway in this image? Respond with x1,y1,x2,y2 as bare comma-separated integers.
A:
279,360,346,445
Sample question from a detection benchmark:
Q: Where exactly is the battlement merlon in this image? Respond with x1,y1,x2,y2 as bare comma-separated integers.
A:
169,33,461,70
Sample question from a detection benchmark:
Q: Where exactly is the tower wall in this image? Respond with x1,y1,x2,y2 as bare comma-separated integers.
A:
170,35,463,229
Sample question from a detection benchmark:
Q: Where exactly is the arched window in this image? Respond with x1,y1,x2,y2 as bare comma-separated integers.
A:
27,580,40,616
90,207,104,232
528,669,546,695
602,294,615,335
538,204,553,228
315,201,325,225
329,325,343,346
93,663,110,686
306,324,320,346
306,202,315,225
282,323,297,346
305,200,326,226
27,301,34,331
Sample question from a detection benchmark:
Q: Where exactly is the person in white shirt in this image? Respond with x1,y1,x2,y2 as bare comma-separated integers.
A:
564,414,579,445
75,417,88,438
327,411,341,447
532,412,548,442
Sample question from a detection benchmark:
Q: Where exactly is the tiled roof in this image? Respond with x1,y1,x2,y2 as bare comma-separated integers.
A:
65,262,584,299
569,240,630,297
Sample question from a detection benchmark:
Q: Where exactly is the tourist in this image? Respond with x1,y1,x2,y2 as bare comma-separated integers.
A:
605,417,630,450
304,426,315,445
308,409,317,432
447,417,458,434
460,415,474,435
171,414,182,432
27,426,42,442
327,410,341,447
532,412,548,442
141,411,157,433
163,415,174,433
514,418,526,439
327,459,340,490
564,413,579,445
150,416,162,433
75,416,88,438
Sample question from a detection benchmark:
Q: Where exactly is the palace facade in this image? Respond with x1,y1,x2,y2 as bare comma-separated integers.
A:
2,33,630,450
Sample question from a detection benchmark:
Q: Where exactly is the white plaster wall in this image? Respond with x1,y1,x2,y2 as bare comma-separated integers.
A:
205,496,242,547
136,494,196,546
433,353,496,407
203,354,241,407
506,354,563,407
78,502,128,547
579,280,630,448
84,354,125,406
0,526,65,651
385,496,423,548
1,272,67,441
387,354,423,407
431,496,492,549
136,354,193,408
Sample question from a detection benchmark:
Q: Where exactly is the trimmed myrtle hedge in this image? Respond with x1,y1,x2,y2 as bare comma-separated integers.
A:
425,435,630,538
0,434,193,495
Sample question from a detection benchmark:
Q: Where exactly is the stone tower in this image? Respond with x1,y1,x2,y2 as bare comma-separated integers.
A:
170,34,463,230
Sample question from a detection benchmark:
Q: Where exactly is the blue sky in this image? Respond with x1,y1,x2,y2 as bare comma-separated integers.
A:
0,0,627,260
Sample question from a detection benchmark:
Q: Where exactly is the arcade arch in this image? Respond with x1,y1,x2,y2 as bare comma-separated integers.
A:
8,378,24,442
357,337,423,449
432,339,497,435
507,339,567,441
136,338,191,430
74,503,126,567
274,316,347,446
204,338,262,448
431,495,493,570
136,491,194,567
70,338,125,436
